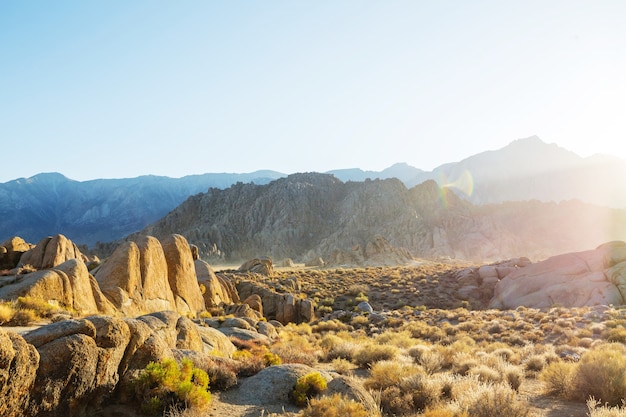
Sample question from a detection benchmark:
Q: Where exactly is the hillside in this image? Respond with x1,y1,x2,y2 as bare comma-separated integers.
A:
129,173,626,263
0,171,283,246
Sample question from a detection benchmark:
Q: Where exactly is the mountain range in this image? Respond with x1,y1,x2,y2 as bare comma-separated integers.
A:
2,136,625,254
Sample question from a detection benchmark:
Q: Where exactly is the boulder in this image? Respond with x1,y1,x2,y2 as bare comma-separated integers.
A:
195,325,237,358
0,259,114,315
282,258,295,268
135,236,176,312
19,234,83,270
490,242,626,309
0,237,31,270
218,327,271,345
23,319,96,348
28,333,100,417
305,257,325,267
0,330,39,417
243,294,263,315
326,376,379,415
175,316,204,351
196,259,237,307
239,257,274,276
162,234,205,315
94,241,144,315
231,364,332,407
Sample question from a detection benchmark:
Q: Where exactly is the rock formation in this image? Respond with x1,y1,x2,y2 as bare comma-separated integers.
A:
0,311,243,417
19,234,84,269
489,241,626,308
131,173,626,264
161,234,206,314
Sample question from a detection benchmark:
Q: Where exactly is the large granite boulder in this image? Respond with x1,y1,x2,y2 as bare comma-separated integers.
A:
162,234,205,315
135,236,177,312
19,234,84,270
0,259,116,315
0,237,32,269
196,259,238,307
94,241,145,315
0,329,39,417
490,241,626,308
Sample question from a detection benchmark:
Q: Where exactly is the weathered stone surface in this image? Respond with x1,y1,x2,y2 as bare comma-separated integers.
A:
242,294,263,315
0,237,31,269
237,280,314,324
218,327,271,345
162,234,205,314
232,364,332,406
0,330,39,417
23,319,97,348
257,321,278,339
196,259,237,307
19,234,83,270
239,257,273,276
95,241,144,315
195,325,237,358
83,316,132,409
28,333,100,417
326,376,378,415
0,259,112,315
135,236,176,312
490,242,626,308
176,316,204,351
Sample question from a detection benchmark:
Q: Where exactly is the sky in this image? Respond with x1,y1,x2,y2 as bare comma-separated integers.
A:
1,1,625,183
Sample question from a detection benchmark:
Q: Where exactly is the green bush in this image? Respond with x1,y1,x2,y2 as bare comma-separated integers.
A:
135,358,211,415
292,372,327,406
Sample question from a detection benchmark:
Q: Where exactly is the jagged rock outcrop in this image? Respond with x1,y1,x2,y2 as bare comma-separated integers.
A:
19,234,84,270
237,279,314,324
133,173,626,264
489,242,626,308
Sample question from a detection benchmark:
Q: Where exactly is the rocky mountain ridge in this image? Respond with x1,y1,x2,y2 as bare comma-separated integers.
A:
2,136,626,249
129,173,626,264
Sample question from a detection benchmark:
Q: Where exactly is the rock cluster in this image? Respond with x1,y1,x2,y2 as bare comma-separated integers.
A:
0,234,316,325
489,241,626,308
0,310,245,417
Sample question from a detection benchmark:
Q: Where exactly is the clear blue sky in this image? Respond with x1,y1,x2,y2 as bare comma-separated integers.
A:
1,1,625,182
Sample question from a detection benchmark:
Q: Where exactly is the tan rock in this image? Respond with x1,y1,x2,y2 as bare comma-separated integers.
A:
0,259,111,315
239,257,274,276
0,330,39,417
175,316,204,351
195,325,237,358
243,294,263,315
490,243,626,309
135,236,176,312
95,241,144,315
162,234,205,314
196,259,235,307
19,234,83,269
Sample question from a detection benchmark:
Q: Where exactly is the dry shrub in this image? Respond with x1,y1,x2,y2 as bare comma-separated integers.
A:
374,330,416,349
205,358,238,391
364,360,421,390
418,348,444,374
330,358,353,375
523,354,546,373
587,398,626,417
0,302,15,324
326,342,360,362
539,360,576,397
466,383,529,417
354,343,398,368
503,365,524,391
312,319,350,333
301,393,374,417
379,386,414,416
469,365,501,384
570,343,626,405
9,309,37,326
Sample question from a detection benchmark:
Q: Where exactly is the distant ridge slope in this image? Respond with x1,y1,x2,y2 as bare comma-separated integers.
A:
130,173,626,263
0,171,284,246
409,136,626,208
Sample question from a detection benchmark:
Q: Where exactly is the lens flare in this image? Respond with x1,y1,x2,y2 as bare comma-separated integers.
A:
438,170,474,207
